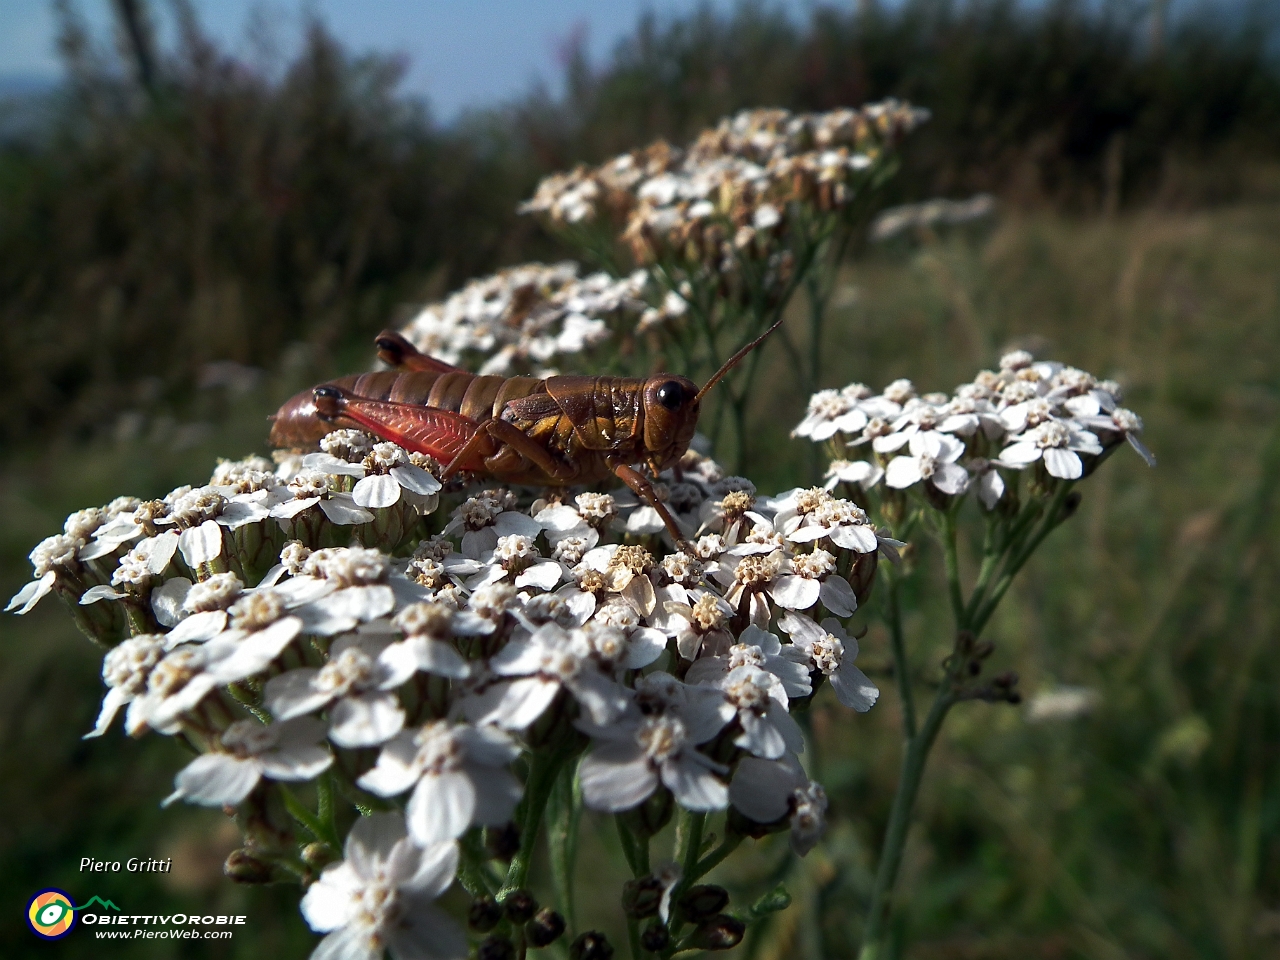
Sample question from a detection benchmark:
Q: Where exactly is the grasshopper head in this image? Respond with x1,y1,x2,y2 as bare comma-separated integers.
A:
641,375,701,467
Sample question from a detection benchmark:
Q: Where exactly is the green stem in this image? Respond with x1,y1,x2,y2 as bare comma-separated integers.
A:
616,816,645,877
883,566,917,739
858,682,958,960
458,830,496,898
962,513,1002,627
941,510,966,628
315,773,340,850
278,784,332,848
501,748,569,898
673,808,705,896
694,833,742,877
548,762,582,934
626,914,642,960
970,482,1074,635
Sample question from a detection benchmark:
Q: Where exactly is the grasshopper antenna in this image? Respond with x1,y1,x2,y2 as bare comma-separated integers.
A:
694,311,789,404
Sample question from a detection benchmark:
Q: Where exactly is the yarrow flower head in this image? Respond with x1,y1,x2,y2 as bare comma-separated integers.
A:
300,813,465,960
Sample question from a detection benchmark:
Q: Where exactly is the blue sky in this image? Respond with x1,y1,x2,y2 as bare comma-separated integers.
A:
0,0,812,119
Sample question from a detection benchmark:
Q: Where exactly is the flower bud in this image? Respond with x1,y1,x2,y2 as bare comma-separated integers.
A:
621,876,664,919
478,935,515,960
300,842,335,869
468,895,503,932
486,822,521,862
526,908,566,947
677,884,730,922
688,914,746,951
640,922,670,952
223,849,274,884
618,787,673,838
847,550,878,606
570,931,614,960
502,889,538,925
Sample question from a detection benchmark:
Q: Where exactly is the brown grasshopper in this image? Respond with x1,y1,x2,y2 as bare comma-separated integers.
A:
270,314,785,546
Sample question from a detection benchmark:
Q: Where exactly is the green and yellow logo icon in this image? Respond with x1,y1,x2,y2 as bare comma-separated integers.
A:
27,888,76,939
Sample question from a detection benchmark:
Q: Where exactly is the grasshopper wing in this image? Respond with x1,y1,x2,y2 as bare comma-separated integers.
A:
315,388,490,468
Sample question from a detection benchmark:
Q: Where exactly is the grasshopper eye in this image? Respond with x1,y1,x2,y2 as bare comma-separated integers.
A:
656,381,686,410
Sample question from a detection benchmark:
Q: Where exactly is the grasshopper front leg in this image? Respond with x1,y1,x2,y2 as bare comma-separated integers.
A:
610,461,695,554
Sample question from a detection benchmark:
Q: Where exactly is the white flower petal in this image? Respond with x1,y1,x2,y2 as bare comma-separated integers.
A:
1043,446,1083,479
164,753,261,807
179,520,224,568
932,462,971,495
270,496,319,520
535,504,587,534
579,744,656,812
623,628,667,669
998,440,1041,466
390,464,442,496
400,839,461,900
515,560,563,591
819,576,857,617
830,662,880,712
146,531,181,574
151,576,193,626
259,745,333,782
467,767,523,827
264,668,330,720
353,474,402,509
218,500,272,529
884,455,923,489
734,712,788,759
771,575,821,611
85,686,131,739
493,512,542,538
976,469,1005,510
829,524,879,553
328,692,405,748
730,754,805,823
357,736,420,797
1127,432,1157,467
318,495,375,525
297,585,395,636
80,584,124,604
6,571,57,615
166,609,228,645
496,677,563,730
407,771,475,845
303,452,367,477
662,756,728,810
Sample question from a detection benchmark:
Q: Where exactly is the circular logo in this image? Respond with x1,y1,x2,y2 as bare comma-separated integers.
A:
27,889,76,939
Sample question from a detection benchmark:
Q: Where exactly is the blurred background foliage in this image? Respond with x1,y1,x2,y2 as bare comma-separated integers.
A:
1,0,1278,957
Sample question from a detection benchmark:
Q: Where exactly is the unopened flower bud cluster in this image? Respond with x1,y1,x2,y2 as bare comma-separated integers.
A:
520,102,930,296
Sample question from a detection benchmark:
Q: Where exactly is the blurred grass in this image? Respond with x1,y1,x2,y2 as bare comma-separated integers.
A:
3,201,1278,956
735,200,1280,958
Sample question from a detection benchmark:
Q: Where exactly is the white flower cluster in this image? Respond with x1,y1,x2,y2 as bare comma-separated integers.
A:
521,102,929,276
796,350,1155,509
10,431,894,960
869,193,997,243
397,261,686,376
